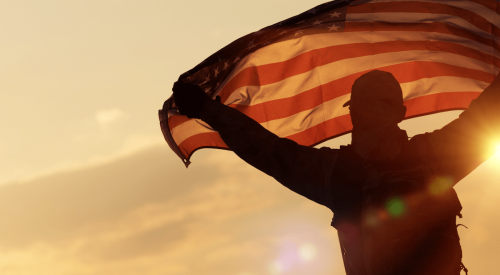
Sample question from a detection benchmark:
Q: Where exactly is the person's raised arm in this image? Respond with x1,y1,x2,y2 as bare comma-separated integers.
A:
411,73,500,183
172,82,338,209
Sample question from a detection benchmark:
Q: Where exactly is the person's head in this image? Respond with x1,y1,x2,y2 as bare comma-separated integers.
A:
344,70,407,131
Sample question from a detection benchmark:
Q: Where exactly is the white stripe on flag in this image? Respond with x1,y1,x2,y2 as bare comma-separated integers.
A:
171,120,215,145
402,75,489,100
364,0,500,28
251,77,487,139
224,50,496,106
212,31,499,101
263,94,350,138
172,76,487,144
346,13,499,43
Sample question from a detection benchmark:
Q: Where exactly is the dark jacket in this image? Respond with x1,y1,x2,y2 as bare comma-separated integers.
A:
198,77,500,275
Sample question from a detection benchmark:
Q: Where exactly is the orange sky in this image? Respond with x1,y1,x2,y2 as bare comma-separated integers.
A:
1,1,499,274
0,0,324,184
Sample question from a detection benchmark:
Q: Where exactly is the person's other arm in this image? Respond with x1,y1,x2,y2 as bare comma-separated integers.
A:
173,82,338,209
411,74,500,182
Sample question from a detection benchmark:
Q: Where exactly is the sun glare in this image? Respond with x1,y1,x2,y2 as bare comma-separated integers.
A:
299,243,317,262
495,145,500,160
268,241,317,274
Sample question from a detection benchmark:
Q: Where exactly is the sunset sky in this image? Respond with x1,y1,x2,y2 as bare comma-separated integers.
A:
1,0,499,274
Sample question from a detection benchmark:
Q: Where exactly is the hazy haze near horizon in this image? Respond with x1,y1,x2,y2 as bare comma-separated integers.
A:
0,142,499,275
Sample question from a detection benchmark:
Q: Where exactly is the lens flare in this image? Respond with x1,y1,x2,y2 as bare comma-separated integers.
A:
378,209,390,221
386,197,405,217
268,241,299,274
268,240,318,274
429,176,453,195
299,243,316,262
495,144,500,160
268,262,285,275
364,209,379,227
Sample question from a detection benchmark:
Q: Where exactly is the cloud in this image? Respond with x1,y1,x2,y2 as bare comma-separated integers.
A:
0,146,498,275
95,108,125,126
0,145,344,275
119,135,164,155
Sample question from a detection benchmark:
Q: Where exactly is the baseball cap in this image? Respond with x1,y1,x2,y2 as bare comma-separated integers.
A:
343,70,404,108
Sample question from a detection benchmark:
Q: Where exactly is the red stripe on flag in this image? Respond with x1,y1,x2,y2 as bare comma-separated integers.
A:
178,132,228,159
218,39,497,103
227,62,492,124
283,92,479,146
465,0,498,11
346,21,500,52
170,62,493,130
177,92,481,160
169,115,191,130
404,91,480,117
347,1,500,35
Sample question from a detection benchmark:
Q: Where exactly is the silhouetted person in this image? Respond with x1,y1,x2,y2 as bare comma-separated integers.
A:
172,70,500,275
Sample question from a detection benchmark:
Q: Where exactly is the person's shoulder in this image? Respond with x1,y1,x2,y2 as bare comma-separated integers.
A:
311,145,344,169
333,144,365,165
316,145,350,157
408,132,430,145
406,132,435,163
316,145,341,160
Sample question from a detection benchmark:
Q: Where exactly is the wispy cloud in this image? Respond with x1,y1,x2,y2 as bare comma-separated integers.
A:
95,108,126,127
0,147,499,274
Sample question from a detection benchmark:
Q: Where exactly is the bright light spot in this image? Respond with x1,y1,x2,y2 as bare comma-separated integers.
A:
378,209,389,221
386,197,405,217
299,243,316,262
268,261,284,275
364,210,379,227
429,177,453,195
95,108,125,125
495,144,500,160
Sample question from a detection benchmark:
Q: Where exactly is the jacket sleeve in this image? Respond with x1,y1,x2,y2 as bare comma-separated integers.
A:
411,74,500,183
200,99,339,209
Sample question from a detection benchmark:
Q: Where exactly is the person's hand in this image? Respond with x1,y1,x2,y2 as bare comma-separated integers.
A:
172,82,210,119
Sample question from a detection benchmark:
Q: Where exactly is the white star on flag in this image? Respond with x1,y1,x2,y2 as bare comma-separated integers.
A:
312,20,323,25
214,67,219,77
328,24,340,31
224,61,229,70
295,30,304,36
329,11,341,18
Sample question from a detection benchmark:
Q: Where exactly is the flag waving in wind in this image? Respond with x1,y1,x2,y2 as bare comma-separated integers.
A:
160,0,500,167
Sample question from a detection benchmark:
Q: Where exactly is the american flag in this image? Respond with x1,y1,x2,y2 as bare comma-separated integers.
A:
160,0,500,167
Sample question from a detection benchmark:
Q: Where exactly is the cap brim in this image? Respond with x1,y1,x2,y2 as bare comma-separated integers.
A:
342,100,351,107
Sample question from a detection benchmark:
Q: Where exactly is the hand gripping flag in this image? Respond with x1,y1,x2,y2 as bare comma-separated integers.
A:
160,0,500,167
